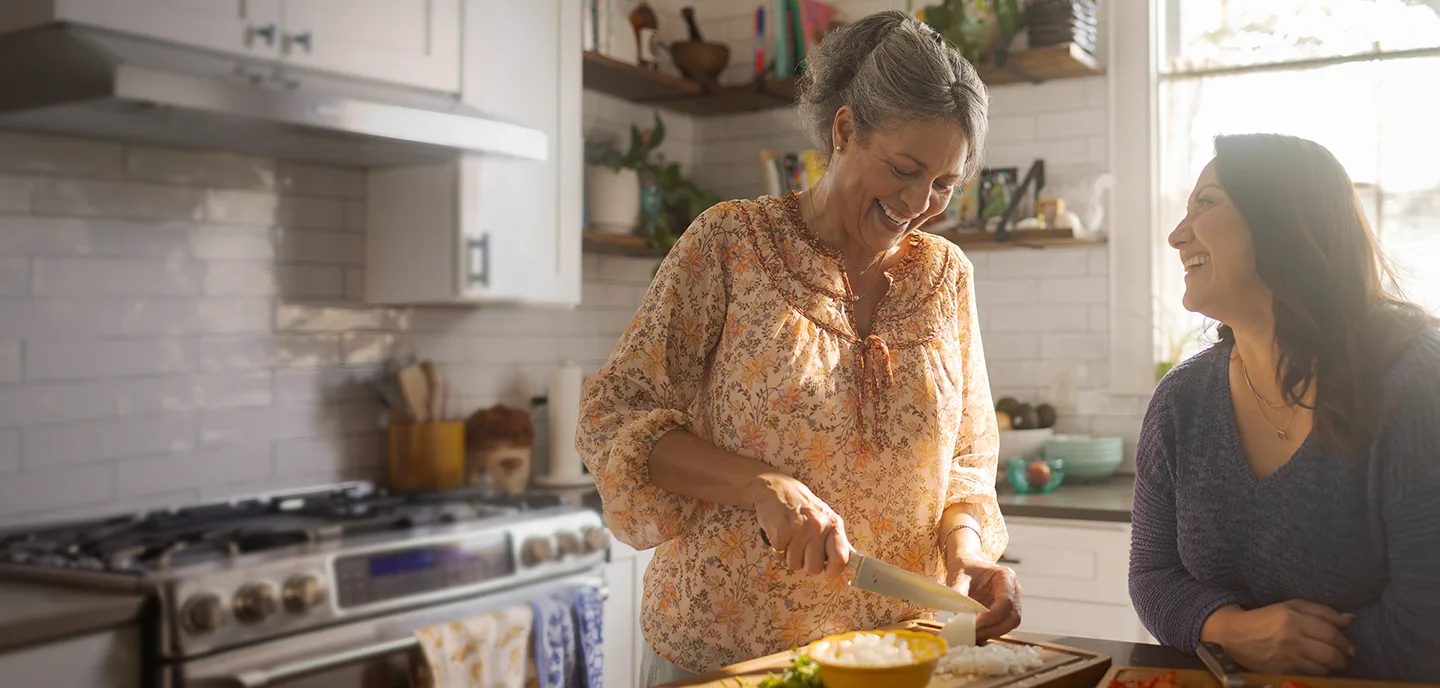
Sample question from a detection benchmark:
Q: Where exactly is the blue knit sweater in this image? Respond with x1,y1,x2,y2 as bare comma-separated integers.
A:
1129,330,1440,682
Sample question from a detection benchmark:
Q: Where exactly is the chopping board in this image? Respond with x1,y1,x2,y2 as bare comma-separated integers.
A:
1099,666,1428,688
660,619,1110,688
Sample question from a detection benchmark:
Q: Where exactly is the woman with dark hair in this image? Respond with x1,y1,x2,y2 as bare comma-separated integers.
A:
1129,133,1440,681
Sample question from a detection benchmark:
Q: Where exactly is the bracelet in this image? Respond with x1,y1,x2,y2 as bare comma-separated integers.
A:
941,524,983,562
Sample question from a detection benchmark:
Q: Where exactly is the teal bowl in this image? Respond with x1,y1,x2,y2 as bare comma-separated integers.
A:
1004,456,1065,494
1043,436,1123,482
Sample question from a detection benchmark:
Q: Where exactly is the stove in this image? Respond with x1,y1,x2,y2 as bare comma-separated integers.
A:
0,482,609,687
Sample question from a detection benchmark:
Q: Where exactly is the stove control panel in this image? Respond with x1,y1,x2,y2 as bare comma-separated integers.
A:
167,506,609,657
334,533,514,609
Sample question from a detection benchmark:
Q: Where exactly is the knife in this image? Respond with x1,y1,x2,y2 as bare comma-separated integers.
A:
1198,642,1274,688
760,530,987,614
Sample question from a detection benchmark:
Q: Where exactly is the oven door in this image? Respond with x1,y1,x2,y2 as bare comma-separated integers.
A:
175,571,605,688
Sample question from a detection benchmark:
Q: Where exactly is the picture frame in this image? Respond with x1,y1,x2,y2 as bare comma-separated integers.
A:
978,167,1019,231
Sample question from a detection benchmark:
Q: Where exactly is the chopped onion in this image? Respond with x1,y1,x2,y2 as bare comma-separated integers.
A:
812,632,917,667
938,611,977,647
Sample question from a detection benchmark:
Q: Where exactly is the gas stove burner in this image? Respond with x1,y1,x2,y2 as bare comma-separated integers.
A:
0,482,574,575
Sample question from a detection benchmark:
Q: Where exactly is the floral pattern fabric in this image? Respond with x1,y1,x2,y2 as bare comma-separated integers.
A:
414,604,533,688
576,193,1004,674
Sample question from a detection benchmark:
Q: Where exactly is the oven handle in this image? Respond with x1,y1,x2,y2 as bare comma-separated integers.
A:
230,637,418,687
205,583,610,687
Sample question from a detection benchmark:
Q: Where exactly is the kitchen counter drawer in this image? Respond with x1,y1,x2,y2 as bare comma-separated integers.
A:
1001,517,1132,606
1019,596,1154,644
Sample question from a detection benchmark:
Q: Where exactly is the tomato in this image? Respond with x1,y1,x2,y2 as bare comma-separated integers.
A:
1111,671,1180,688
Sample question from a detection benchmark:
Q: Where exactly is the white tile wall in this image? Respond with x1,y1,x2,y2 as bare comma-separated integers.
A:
0,107,674,523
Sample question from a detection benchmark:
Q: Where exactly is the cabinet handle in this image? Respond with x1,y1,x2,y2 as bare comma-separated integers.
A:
466,235,490,287
998,555,1021,565
287,31,313,54
246,23,276,47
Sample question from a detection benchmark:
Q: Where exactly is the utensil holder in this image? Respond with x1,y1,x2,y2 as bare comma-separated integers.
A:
387,421,465,492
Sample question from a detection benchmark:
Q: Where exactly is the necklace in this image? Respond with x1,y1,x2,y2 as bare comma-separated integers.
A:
1237,354,1296,440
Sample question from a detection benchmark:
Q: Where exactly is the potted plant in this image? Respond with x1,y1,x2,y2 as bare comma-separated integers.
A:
586,114,721,261
910,0,1025,66
584,123,658,235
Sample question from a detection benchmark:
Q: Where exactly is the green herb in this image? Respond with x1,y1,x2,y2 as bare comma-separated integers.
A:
755,652,824,688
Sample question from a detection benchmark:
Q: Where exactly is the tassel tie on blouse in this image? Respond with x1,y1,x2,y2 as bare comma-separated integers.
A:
855,334,894,439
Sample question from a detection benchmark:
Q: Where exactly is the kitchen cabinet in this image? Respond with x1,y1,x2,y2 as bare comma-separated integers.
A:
604,541,655,688
1001,517,1154,644
365,0,582,306
3,0,458,93
10,0,284,59
279,0,460,93
0,626,141,688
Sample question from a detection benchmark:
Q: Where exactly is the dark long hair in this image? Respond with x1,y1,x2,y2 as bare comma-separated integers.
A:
1211,133,1434,454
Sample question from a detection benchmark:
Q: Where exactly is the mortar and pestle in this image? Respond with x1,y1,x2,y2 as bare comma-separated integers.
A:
670,6,730,88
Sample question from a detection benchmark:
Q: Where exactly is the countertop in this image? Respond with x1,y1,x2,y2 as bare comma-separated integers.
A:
0,578,147,652
1014,631,1203,670
997,475,1134,522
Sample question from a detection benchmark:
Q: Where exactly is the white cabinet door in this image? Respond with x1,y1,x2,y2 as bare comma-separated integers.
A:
458,0,582,306
278,0,460,92
604,555,639,688
1002,517,1155,644
55,0,283,59
364,0,581,306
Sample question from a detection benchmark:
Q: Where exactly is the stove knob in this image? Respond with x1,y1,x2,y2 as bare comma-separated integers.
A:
583,526,612,553
233,582,279,624
282,574,326,615
181,593,228,635
555,531,584,558
521,536,557,567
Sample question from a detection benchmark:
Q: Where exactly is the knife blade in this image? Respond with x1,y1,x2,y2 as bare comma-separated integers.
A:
847,552,989,614
759,529,986,614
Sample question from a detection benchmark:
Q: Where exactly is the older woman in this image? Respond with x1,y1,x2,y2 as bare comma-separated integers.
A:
1130,134,1440,681
576,10,1019,685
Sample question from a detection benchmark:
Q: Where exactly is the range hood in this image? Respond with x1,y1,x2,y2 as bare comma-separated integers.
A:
0,26,548,167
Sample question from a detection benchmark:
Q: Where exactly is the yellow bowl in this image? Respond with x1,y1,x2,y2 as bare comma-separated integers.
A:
806,630,948,688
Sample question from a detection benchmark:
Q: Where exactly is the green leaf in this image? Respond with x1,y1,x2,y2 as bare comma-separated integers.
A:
647,112,667,152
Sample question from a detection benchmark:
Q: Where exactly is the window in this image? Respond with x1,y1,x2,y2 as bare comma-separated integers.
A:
1154,0,1440,367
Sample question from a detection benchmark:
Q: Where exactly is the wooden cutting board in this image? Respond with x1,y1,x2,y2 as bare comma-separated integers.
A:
659,619,1111,688
1099,666,1427,688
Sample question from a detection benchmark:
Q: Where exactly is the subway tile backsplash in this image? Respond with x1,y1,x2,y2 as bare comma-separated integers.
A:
0,98,676,523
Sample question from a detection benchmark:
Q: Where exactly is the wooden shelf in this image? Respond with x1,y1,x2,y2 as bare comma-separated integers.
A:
583,229,1102,260
936,229,1106,251
582,43,1100,118
582,231,656,257
977,42,1103,86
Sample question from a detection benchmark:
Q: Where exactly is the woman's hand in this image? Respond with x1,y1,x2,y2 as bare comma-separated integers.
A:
945,555,1022,640
745,473,854,578
1202,601,1355,675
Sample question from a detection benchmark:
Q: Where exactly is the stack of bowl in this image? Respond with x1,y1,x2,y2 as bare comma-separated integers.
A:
1042,435,1124,483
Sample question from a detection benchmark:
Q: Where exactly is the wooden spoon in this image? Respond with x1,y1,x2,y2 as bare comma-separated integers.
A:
398,364,430,423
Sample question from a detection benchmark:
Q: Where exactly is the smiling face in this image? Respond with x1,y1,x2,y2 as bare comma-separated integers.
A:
1168,161,1273,324
828,108,970,254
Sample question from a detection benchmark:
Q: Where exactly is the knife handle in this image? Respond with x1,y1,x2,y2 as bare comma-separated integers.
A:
1198,642,1249,688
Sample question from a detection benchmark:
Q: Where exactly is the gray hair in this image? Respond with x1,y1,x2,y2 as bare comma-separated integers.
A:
796,10,989,182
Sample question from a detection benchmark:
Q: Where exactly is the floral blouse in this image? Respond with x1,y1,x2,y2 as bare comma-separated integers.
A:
576,193,1004,673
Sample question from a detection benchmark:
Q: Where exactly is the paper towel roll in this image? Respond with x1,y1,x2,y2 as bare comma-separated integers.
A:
537,362,590,487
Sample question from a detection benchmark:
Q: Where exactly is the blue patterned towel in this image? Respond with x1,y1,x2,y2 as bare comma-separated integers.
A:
572,585,605,688
530,592,578,688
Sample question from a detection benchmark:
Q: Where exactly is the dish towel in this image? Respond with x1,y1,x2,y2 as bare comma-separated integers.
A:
414,604,534,688
572,585,605,688
531,592,579,688
531,585,606,688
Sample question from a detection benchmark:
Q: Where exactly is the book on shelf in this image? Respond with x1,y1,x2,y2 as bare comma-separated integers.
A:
762,0,838,79
581,0,613,54
760,149,827,196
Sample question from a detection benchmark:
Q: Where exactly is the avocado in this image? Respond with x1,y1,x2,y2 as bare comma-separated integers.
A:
1011,403,1038,430
1036,403,1057,429
995,396,1021,415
